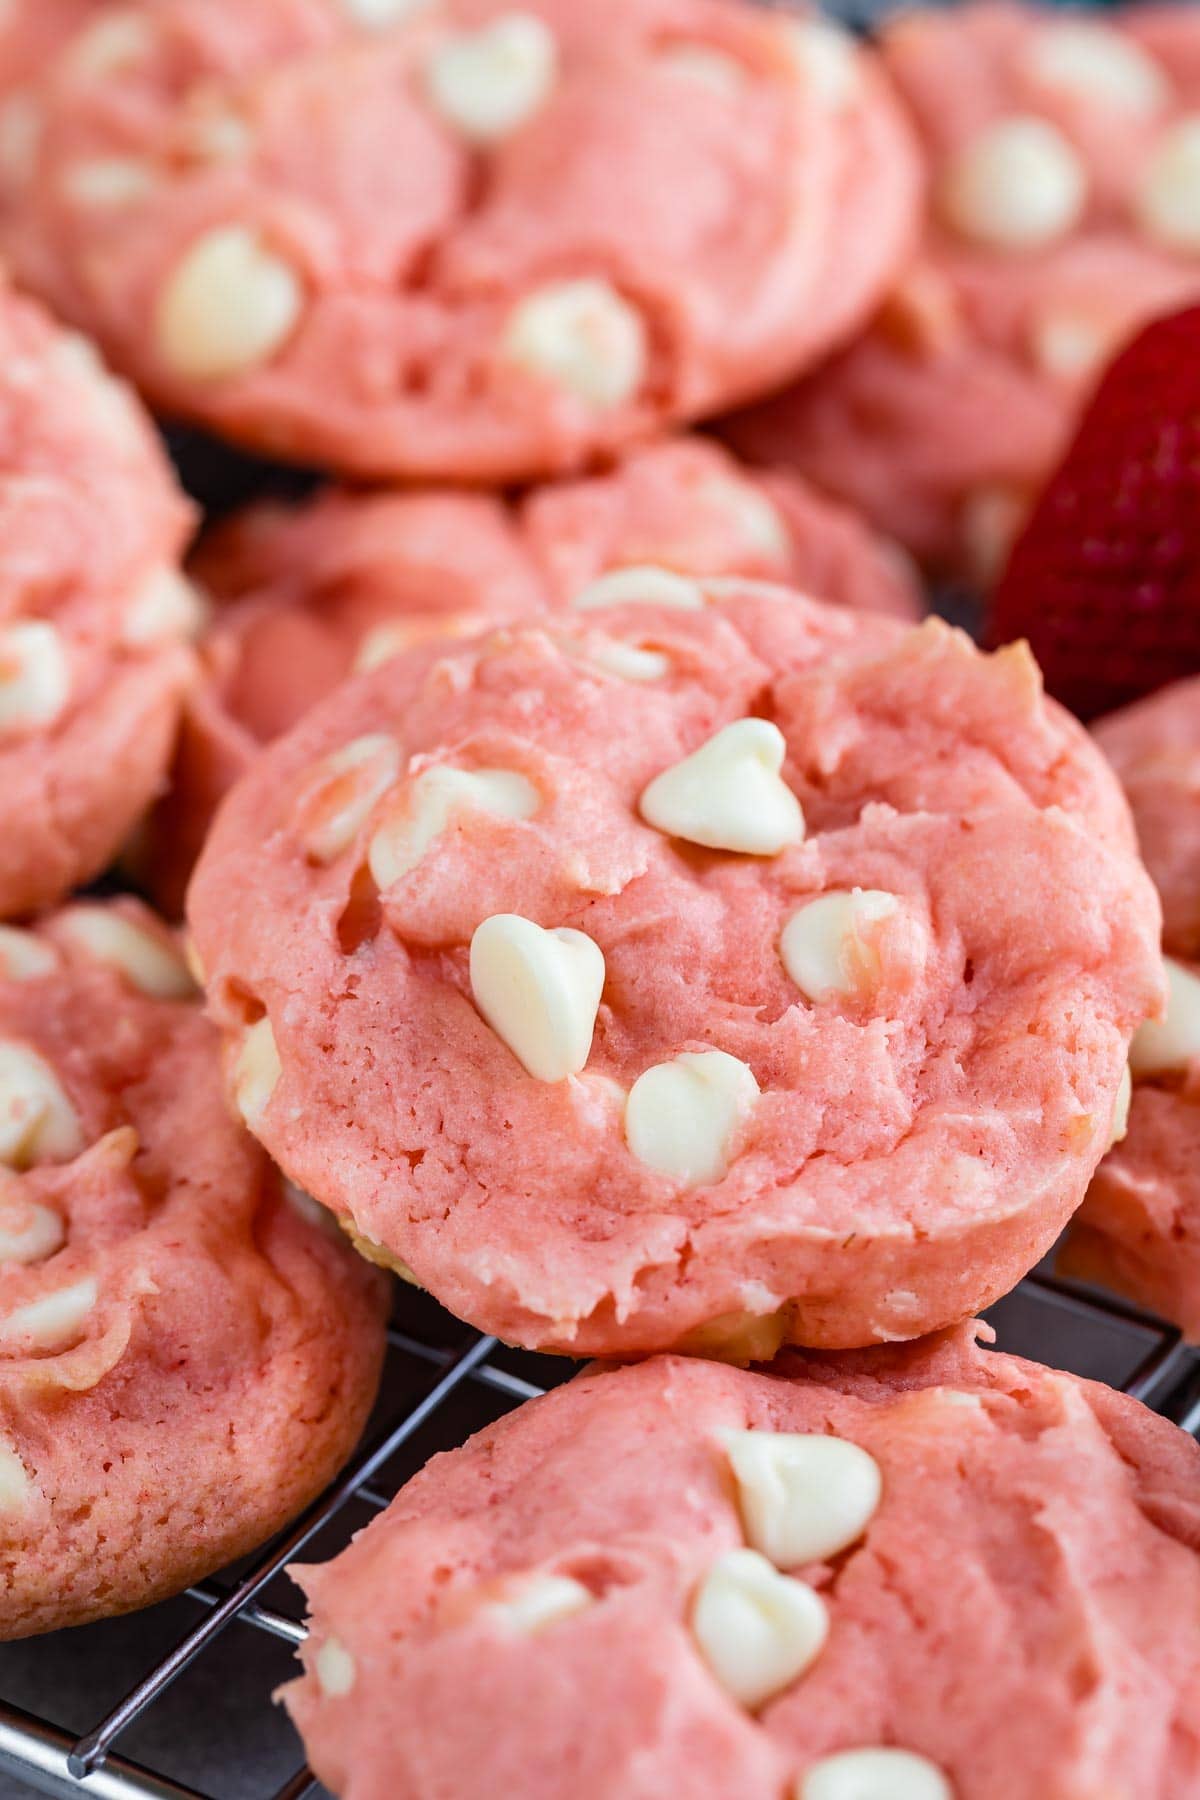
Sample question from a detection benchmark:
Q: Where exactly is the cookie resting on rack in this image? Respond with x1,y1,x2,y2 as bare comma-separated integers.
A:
0,281,197,918
0,900,387,1640
186,574,1161,1357
143,436,919,912
0,0,920,480
723,1,1200,580
1061,675,1200,1337
282,1325,1200,1800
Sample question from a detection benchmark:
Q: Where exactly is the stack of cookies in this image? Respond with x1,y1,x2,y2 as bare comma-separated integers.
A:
0,4,1198,1797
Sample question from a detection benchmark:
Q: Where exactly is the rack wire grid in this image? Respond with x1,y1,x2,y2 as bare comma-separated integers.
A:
0,1270,1196,1800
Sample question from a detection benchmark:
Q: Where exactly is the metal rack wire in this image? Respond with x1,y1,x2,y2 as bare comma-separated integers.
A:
0,1272,1196,1800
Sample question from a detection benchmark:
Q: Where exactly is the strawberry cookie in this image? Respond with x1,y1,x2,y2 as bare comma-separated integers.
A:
1061,676,1200,1336
144,438,919,912
0,898,387,1639
724,3,1200,580
186,575,1159,1355
283,1325,1200,1800
0,280,198,918
3,0,920,479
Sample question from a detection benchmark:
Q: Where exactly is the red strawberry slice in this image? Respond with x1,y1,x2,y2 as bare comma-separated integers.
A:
987,303,1200,720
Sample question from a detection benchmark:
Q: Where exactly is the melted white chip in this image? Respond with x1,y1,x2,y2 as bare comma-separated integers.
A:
658,44,748,94
960,485,1027,585
702,476,791,564
487,1572,592,1635
799,1747,954,1800
502,279,647,410
0,622,70,736
639,719,804,855
368,766,539,889
0,1199,64,1266
692,1547,828,1710
55,908,195,1000
1030,305,1114,382
625,1049,758,1187
559,634,671,683
300,734,401,865
0,1043,83,1169
315,1637,356,1697
425,13,557,144
156,225,303,382
1129,959,1200,1076
783,19,859,109
938,117,1087,248
724,1430,882,1567
342,0,434,24
1108,1063,1133,1149
0,1440,30,1512
780,890,899,1003
62,155,156,207
1,1276,96,1350
1025,22,1168,116
232,1019,281,1125
1135,117,1200,254
571,565,705,613
469,915,604,1083
66,11,155,78
0,927,57,983
123,568,209,646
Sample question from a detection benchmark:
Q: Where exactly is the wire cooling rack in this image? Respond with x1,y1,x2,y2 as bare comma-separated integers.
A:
0,1272,1196,1800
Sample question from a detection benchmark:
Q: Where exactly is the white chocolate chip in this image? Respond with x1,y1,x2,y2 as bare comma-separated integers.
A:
352,612,483,672
723,1430,882,1567
123,568,209,646
691,1548,828,1711
0,1199,64,1266
425,13,557,144
0,1043,83,1169
486,1572,592,1635
783,20,859,109
62,156,156,208
66,11,155,79
0,622,70,737
55,908,194,1000
342,0,435,26
314,1638,356,1697
1,1276,96,1350
639,719,804,856
938,117,1087,249
1025,22,1167,116
300,735,402,866
571,565,705,613
1108,1063,1133,1149
155,225,303,382
1129,959,1200,1076
182,104,252,166
959,485,1027,586
1030,305,1116,382
658,44,748,95
0,97,40,189
1135,117,1200,254
624,1049,759,1187
368,766,539,889
799,1747,954,1800
559,634,671,683
0,1441,30,1512
501,279,647,410
780,890,899,1003
232,1018,281,1125
0,927,57,983
702,476,791,565
469,914,604,1083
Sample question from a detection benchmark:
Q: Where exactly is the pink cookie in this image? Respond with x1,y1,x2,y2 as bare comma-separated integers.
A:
1061,677,1200,1336
187,577,1159,1356
3,0,920,480
143,438,919,912
0,898,388,1639
283,1325,1200,1800
0,280,198,918
723,3,1200,579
